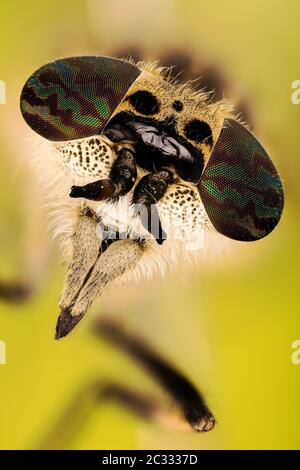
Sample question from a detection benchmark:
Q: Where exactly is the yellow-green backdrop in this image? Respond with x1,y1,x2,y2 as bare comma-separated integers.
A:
0,0,299,450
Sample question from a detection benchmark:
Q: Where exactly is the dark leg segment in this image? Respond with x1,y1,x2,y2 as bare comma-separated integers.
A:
0,281,31,302
94,317,216,432
70,147,137,201
38,380,159,449
39,316,215,448
132,169,174,244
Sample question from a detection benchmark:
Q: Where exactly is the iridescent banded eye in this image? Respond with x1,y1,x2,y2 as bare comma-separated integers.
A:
199,119,284,241
20,56,141,141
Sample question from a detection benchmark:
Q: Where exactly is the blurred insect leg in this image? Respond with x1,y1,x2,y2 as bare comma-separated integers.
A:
94,318,216,432
70,147,137,201
38,380,160,449
0,281,31,303
58,207,100,318
56,239,150,339
40,315,215,449
132,170,174,244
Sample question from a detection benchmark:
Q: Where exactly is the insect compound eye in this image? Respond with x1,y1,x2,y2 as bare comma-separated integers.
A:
127,90,160,115
199,119,284,241
20,56,141,141
184,119,213,146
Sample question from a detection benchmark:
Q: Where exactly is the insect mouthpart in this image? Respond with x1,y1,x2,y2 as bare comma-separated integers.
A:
56,206,151,340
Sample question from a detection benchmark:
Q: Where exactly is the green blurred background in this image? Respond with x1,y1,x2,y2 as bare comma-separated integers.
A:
0,0,299,450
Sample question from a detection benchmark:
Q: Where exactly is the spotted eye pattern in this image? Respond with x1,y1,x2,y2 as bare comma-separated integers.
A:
20,56,141,141
199,119,284,241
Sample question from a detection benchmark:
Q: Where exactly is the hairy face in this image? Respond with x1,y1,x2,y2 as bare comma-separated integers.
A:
20,56,284,338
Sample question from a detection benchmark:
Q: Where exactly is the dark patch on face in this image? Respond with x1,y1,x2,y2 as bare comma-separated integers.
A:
184,119,213,146
172,100,183,112
128,90,160,115
104,111,205,183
